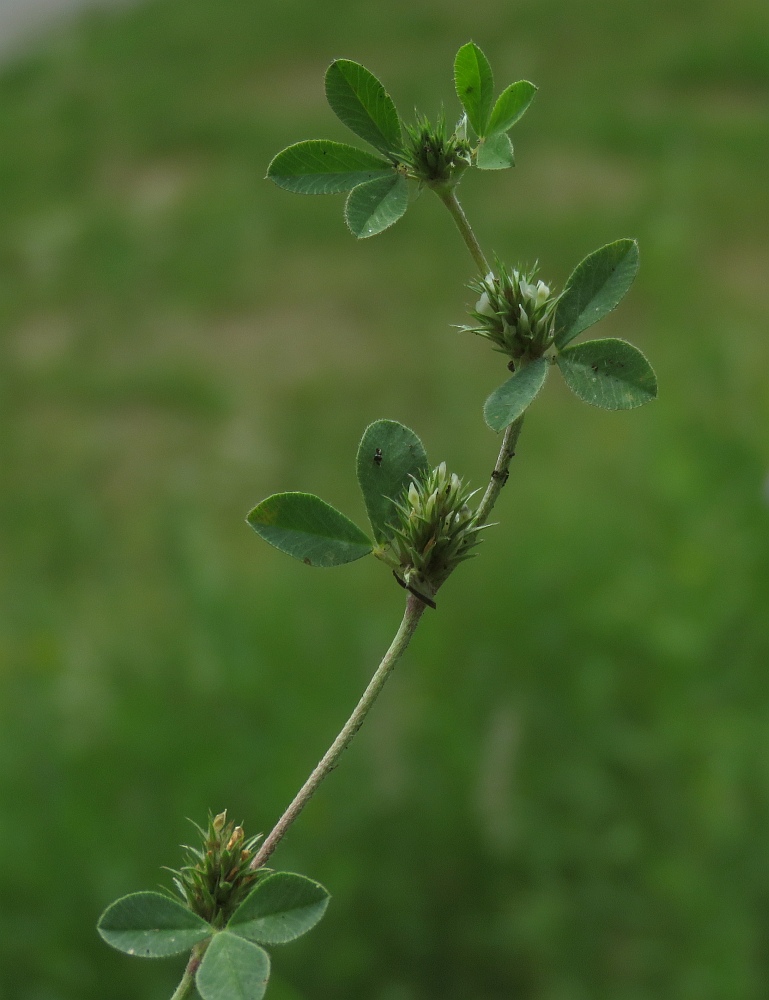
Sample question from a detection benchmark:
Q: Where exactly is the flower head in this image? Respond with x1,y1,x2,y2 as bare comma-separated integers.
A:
400,112,472,188
380,463,486,606
167,811,266,927
462,259,559,362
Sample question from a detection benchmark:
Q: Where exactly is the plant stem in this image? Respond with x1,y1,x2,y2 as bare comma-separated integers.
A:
251,594,426,870
435,187,490,275
170,967,195,1000
170,943,207,1000
475,416,525,527
435,187,526,526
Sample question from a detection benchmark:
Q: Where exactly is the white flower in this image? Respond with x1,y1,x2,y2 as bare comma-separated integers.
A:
475,273,496,316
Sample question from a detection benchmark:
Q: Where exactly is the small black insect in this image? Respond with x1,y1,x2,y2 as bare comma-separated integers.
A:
373,448,383,466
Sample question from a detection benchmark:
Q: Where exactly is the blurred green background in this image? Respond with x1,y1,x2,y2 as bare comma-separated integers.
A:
1,0,768,997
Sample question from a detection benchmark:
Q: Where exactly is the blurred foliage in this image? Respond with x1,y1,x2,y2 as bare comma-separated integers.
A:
0,0,768,998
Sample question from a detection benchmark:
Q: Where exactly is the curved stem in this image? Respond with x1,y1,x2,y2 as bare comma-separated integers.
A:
474,416,525,527
251,594,427,870
435,187,490,276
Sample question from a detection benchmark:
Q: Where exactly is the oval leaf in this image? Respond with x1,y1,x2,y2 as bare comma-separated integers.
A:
247,493,372,567
356,419,429,545
325,59,402,155
196,932,270,1000
97,892,211,958
557,338,657,410
483,356,549,432
554,239,640,349
345,173,409,238
487,80,537,134
266,140,392,195
476,132,515,171
454,42,495,137
228,872,330,946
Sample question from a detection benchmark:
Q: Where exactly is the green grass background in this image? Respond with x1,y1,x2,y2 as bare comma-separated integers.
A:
1,0,768,997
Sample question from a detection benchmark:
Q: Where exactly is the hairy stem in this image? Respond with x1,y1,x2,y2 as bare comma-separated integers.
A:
436,187,490,275
475,416,525,527
170,967,195,1000
251,594,426,870
170,942,207,1000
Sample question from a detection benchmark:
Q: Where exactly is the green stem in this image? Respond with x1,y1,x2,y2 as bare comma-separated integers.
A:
474,416,525,527
435,187,490,275
251,594,426,870
170,968,195,1000
435,186,527,526
170,942,207,1000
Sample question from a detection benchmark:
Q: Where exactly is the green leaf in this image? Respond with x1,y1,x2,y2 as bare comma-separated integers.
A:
557,338,657,410
97,892,211,958
483,356,549,432
476,132,514,170
554,239,640,349
344,173,409,238
247,493,372,567
228,872,330,946
454,42,495,137
325,59,402,155
196,932,270,1000
266,140,392,195
487,80,537,133
356,419,429,545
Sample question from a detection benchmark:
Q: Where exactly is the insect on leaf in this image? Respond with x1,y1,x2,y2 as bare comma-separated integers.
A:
557,338,657,410
356,420,428,544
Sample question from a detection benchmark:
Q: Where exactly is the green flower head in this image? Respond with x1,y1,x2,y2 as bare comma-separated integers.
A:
379,462,487,607
462,259,559,363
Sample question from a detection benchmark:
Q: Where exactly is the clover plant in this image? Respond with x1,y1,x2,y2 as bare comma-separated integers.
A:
98,42,657,999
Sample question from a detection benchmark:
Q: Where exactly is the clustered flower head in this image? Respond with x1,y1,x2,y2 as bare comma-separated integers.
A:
167,811,266,927
400,112,472,187
383,463,486,607
462,259,559,363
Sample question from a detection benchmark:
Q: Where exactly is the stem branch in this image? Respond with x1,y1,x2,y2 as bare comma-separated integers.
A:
436,188,490,275
251,594,426,870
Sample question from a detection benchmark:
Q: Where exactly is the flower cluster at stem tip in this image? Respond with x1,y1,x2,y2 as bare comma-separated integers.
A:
378,462,487,608
167,810,267,927
463,259,560,364
399,112,472,188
